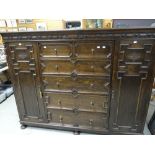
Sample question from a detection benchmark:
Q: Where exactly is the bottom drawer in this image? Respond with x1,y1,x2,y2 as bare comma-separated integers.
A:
48,109,108,130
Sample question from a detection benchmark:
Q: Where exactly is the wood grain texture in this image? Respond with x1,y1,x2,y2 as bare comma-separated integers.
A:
1,28,155,134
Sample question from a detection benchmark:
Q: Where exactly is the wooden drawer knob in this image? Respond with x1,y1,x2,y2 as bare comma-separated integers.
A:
91,65,94,70
90,83,94,88
56,82,60,87
90,101,94,106
55,65,59,71
91,48,95,55
54,48,57,55
89,119,94,126
58,100,61,105
59,116,63,123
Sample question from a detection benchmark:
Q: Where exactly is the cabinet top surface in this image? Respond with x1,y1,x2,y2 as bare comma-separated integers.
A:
1,28,155,34
1,28,155,42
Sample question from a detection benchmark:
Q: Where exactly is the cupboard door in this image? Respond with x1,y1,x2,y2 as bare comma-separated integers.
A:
110,39,155,133
5,42,47,122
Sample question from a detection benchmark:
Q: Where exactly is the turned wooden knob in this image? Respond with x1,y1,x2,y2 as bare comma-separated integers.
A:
91,65,94,70
58,100,61,105
59,116,63,123
56,82,60,87
54,48,57,55
55,65,59,70
90,101,94,106
89,119,93,126
91,48,95,55
90,83,94,88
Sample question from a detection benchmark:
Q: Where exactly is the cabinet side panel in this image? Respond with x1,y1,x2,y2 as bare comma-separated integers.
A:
117,77,141,126
18,72,40,117
4,42,46,122
110,38,155,133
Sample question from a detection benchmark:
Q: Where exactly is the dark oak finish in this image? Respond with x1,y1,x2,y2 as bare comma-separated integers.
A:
1,28,155,134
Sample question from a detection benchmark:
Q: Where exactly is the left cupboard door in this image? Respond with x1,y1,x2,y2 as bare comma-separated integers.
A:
5,42,47,123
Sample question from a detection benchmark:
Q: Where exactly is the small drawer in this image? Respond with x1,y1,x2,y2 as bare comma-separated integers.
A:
75,41,112,59
48,109,108,129
40,43,72,57
43,92,109,112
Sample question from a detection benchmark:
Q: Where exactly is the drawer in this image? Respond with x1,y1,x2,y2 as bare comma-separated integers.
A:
42,76,110,92
41,60,111,76
48,109,108,129
40,43,72,57
75,42,112,59
43,92,109,112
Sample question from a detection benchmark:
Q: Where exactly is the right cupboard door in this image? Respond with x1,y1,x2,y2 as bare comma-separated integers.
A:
110,39,155,134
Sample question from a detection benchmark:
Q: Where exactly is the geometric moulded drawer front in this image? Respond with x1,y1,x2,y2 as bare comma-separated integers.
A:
40,43,72,57
47,109,108,130
75,41,112,59
41,59,111,76
42,76,110,93
43,92,109,113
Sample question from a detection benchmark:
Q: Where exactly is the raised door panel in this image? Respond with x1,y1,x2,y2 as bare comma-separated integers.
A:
6,42,46,122
110,39,155,133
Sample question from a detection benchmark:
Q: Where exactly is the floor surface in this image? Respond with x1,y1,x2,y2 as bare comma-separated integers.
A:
0,95,152,135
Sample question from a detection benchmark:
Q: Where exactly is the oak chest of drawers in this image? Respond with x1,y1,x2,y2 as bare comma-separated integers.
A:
2,28,155,134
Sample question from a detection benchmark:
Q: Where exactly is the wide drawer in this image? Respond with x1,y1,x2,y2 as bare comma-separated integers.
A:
75,41,112,59
43,92,109,112
40,43,72,57
41,59,111,76
47,109,108,129
42,76,110,92
39,41,112,60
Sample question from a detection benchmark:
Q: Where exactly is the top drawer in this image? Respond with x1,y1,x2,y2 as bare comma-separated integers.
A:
39,41,113,60
75,41,112,59
40,43,72,57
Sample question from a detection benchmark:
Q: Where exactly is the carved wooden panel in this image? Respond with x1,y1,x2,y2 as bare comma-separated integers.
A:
7,42,44,122
111,39,154,133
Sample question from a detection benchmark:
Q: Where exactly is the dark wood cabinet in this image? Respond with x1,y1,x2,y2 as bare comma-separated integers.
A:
2,28,155,134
